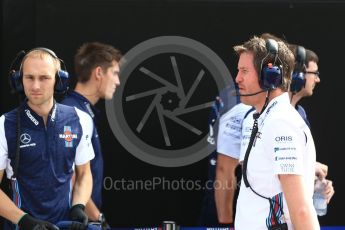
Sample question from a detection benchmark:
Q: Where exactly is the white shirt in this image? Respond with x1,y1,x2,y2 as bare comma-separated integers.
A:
239,109,255,162
217,103,252,158
74,108,95,165
235,93,319,230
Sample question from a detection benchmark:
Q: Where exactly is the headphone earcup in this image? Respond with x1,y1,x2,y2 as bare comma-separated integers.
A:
55,70,70,94
10,70,24,93
260,64,282,90
290,72,305,93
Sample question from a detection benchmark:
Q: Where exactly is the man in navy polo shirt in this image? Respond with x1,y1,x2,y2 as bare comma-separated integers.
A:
62,42,121,226
289,46,334,202
0,48,94,230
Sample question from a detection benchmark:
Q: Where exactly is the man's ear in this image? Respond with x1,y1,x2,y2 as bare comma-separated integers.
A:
94,66,103,80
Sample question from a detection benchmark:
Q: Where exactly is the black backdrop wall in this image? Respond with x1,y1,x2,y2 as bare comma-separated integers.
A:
1,0,345,227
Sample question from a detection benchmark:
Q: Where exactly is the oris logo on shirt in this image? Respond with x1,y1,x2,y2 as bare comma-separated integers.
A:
275,136,293,143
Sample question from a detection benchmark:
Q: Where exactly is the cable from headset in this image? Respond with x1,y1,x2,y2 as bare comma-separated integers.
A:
11,98,25,181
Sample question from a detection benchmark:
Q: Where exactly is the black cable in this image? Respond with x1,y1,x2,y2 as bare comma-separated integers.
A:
11,97,24,180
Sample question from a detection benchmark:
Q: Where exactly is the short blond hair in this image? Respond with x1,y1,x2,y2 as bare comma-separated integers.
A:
21,48,61,74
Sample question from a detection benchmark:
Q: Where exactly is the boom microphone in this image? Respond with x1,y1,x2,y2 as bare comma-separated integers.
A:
231,89,266,97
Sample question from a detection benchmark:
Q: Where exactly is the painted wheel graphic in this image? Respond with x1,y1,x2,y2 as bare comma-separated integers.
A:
106,36,235,167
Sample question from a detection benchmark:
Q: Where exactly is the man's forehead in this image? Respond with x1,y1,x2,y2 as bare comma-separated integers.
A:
22,56,56,74
307,61,318,70
23,55,55,66
112,60,119,67
238,53,255,68
110,60,120,70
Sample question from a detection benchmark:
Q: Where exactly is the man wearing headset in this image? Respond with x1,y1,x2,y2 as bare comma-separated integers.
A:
215,36,334,227
0,48,94,230
289,46,334,202
233,36,319,229
62,42,121,226
239,41,335,206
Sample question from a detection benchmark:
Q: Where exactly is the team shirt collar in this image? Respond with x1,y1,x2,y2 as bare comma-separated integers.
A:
257,92,289,123
67,91,101,121
22,100,57,129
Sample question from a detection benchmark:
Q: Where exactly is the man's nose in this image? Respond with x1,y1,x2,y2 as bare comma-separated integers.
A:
32,79,41,90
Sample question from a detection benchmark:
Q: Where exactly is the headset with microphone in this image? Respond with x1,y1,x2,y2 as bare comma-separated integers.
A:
290,45,306,94
259,39,283,90
234,39,283,97
233,89,266,97
8,47,70,94
232,89,266,97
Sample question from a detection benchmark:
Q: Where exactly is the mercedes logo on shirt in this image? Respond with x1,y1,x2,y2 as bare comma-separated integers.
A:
20,133,31,144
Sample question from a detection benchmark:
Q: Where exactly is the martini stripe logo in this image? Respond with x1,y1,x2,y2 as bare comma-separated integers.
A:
59,126,78,148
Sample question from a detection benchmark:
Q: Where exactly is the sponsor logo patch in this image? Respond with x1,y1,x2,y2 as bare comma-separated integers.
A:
275,136,293,143
59,126,78,147
25,109,39,126
20,133,31,144
19,133,36,148
280,163,295,173
275,156,298,161
274,146,297,153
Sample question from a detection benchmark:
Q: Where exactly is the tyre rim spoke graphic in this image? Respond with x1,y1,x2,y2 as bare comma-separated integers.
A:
127,55,207,147
106,36,236,167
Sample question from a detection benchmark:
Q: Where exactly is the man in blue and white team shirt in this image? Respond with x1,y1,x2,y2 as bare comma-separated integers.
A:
62,42,121,226
0,48,94,230
233,36,319,229
214,100,252,226
199,84,251,227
